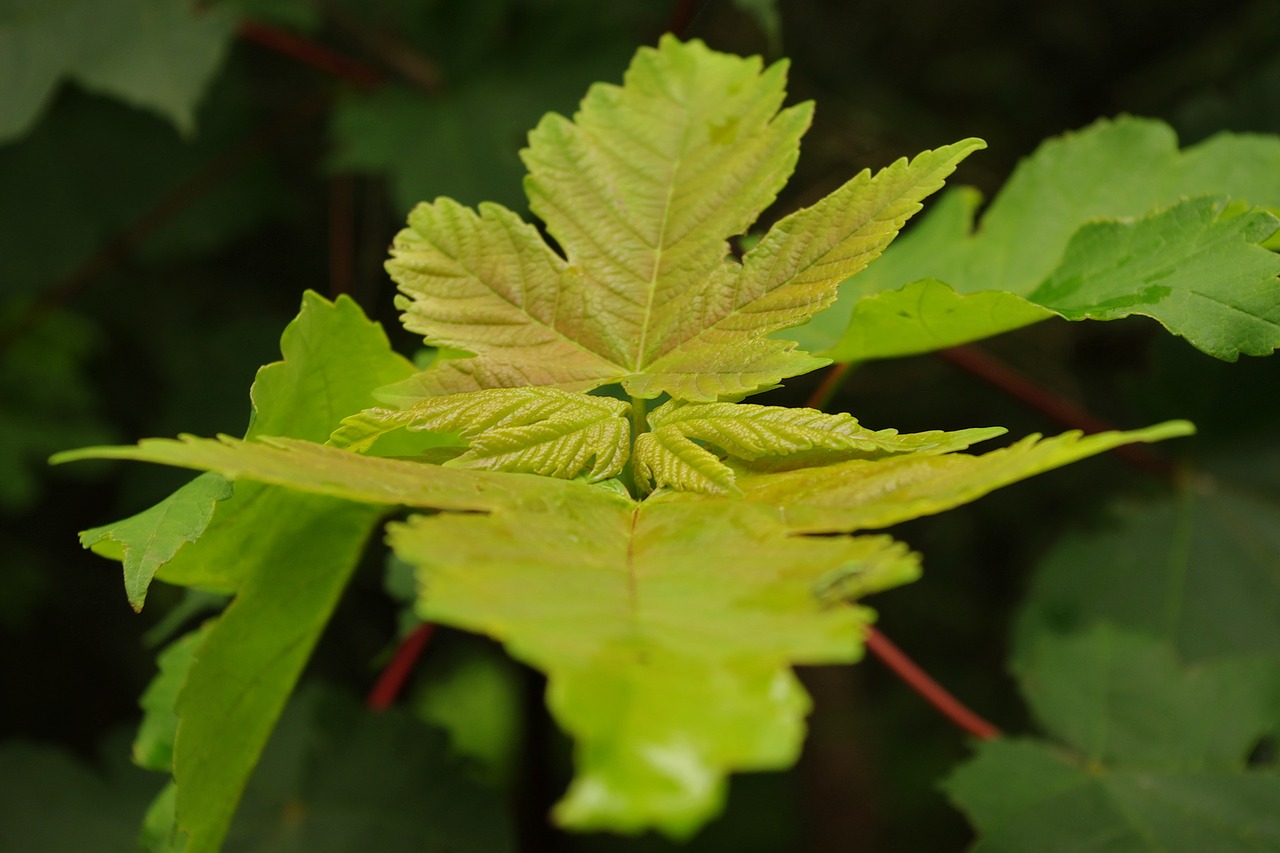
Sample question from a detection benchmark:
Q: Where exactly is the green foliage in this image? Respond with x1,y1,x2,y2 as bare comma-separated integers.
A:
796,117,1280,362
0,733,163,852
943,349,1280,849
81,474,232,610
0,83,291,298
634,400,1006,495
44,30,1280,851
945,627,1280,851
387,37,983,401
6,681,514,853
411,637,525,791
727,423,1192,533
0,0,235,141
326,0,661,212
133,625,208,773
389,497,917,837
221,685,517,852
62,293,422,853
1014,471,1280,664
332,387,631,481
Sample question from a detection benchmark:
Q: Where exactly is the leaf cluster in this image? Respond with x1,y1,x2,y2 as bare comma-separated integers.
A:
44,31,1279,851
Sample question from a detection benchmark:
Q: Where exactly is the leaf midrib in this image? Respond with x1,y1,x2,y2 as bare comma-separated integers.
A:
633,89,695,372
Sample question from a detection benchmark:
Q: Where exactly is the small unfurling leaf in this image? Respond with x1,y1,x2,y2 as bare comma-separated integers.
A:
633,400,1005,495
332,387,630,482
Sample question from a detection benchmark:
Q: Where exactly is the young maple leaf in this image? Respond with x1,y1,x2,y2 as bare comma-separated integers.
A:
385,35,984,403
53,36,1200,849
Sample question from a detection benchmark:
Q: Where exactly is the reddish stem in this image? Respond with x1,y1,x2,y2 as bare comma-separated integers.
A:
367,623,436,711
805,362,1000,740
939,344,1174,477
237,19,383,88
806,361,853,411
864,626,1001,741
666,0,699,36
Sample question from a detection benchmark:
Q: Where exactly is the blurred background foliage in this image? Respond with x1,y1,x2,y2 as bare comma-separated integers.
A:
2,0,1278,850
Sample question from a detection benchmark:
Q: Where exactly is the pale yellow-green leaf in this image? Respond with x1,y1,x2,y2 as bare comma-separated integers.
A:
522,34,812,373
326,408,420,453
386,36,982,402
334,387,630,482
626,138,987,400
53,434,589,514
633,428,740,496
692,421,1195,533
632,399,1006,495
388,199,623,394
387,490,920,837
734,424,1013,475
412,388,629,481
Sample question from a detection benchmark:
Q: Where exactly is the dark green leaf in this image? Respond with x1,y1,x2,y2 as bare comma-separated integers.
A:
946,626,1280,852
0,0,235,141
0,734,164,853
224,685,515,852
134,625,209,773
1014,470,1280,665
947,738,1280,853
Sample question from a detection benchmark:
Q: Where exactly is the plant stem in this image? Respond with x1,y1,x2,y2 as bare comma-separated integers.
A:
367,622,436,711
237,18,382,88
319,0,445,93
939,344,1174,477
804,361,1002,741
806,361,854,410
863,626,1001,741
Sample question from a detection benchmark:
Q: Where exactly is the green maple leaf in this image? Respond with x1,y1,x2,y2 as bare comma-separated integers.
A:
55,419,1191,838
795,117,1280,362
59,294,421,853
945,626,1280,852
383,35,984,402
55,36,1206,845
388,494,917,836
